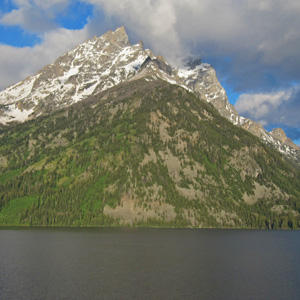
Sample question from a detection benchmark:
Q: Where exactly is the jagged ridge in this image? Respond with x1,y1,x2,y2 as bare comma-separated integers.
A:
0,26,298,164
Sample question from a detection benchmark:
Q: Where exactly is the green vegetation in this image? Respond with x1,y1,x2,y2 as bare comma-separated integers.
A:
0,79,299,228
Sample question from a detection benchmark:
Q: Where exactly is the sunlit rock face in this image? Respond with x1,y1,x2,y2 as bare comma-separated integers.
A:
270,128,299,150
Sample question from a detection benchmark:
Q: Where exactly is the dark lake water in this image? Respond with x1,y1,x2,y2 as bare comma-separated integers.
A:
1,228,300,300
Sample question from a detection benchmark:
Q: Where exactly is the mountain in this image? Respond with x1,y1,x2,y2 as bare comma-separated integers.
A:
0,27,298,164
0,27,299,228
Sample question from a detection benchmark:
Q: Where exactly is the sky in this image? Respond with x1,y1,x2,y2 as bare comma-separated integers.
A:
0,0,299,145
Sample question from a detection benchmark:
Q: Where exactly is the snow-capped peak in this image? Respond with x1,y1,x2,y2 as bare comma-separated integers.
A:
0,27,298,164
0,27,153,124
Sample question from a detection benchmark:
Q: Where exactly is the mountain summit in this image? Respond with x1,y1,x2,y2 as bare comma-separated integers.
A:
0,27,151,119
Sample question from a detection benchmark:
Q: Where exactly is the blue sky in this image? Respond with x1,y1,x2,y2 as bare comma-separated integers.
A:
0,0,299,145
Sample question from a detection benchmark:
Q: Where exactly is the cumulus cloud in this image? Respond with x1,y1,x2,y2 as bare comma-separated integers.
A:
1,7,57,33
84,0,183,64
0,0,71,33
235,87,300,128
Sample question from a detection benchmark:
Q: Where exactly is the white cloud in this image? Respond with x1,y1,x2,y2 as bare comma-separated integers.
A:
1,7,57,32
84,0,183,64
235,87,300,128
1,0,71,33
236,91,292,115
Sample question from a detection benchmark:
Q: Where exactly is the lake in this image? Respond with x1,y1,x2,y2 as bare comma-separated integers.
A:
1,228,300,300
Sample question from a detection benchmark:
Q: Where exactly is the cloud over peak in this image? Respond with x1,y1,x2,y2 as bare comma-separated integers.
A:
2,0,300,91
79,0,300,91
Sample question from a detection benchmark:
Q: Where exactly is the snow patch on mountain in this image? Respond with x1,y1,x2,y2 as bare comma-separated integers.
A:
1,104,34,124
0,74,41,105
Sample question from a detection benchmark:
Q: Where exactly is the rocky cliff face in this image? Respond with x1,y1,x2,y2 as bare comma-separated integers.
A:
0,26,298,163
178,60,239,124
270,128,299,150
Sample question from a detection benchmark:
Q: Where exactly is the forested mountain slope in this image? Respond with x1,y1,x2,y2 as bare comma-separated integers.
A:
1,79,299,228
